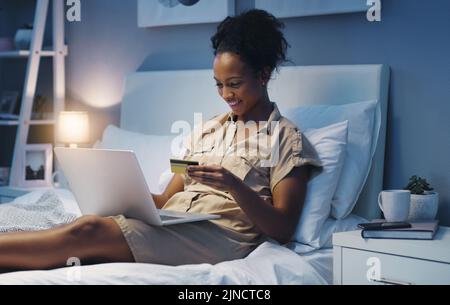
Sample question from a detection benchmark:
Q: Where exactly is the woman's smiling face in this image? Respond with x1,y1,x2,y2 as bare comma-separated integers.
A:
213,52,266,117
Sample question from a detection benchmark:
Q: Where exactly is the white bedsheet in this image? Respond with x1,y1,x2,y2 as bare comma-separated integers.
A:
0,189,332,285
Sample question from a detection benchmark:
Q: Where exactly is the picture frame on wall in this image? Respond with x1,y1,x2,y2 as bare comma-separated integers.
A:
18,144,53,188
255,0,369,18
138,0,235,27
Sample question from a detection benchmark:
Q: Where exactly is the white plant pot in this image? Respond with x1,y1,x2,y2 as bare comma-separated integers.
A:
408,191,439,221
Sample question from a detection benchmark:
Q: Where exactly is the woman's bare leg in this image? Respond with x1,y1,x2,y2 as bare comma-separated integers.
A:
0,215,134,272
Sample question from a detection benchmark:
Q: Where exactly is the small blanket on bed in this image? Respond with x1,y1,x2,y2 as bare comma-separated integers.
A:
0,190,78,233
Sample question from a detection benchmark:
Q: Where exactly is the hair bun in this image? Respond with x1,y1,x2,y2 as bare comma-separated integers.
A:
211,9,289,81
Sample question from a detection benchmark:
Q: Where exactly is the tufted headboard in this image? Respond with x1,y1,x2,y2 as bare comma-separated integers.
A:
120,65,390,220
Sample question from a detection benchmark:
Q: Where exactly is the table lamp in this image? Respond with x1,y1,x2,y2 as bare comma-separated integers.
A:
57,111,90,148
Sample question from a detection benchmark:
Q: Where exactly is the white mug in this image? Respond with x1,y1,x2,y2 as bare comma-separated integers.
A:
378,190,411,222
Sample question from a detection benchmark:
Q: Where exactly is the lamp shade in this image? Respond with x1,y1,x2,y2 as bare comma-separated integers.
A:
57,111,90,144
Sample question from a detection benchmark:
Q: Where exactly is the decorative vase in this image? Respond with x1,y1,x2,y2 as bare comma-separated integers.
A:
14,26,33,50
408,191,439,221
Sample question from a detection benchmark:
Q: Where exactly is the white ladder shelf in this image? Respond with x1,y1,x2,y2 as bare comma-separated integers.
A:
5,0,67,187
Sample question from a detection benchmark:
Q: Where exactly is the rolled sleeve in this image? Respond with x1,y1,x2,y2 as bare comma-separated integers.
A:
270,127,322,191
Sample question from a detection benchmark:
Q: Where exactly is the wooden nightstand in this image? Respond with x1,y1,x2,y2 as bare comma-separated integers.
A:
333,226,450,285
0,186,53,204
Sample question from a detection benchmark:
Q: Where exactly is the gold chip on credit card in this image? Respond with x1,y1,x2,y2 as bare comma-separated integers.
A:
170,158,199,174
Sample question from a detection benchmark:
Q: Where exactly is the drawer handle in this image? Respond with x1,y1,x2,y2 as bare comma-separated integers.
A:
371,277,413,285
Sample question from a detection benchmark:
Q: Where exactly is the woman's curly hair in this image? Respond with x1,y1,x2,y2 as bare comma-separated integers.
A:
211,9,289,81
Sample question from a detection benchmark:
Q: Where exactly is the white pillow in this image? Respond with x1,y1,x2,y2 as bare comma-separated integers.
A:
319,213,367,248
292,121,348,246
288,213,368,254
96,125,175,194
285,100,380,219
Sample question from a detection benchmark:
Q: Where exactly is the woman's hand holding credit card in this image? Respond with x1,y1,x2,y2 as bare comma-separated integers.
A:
171,158,242,193
184,163,241,193
170,158,199,174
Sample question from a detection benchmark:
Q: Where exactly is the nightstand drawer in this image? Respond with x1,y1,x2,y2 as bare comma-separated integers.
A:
342,248,450,285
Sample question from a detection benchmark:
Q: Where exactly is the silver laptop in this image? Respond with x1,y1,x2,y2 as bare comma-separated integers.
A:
54,147,220,226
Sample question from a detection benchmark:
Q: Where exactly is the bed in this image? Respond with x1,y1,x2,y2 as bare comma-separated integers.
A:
0,64,389,284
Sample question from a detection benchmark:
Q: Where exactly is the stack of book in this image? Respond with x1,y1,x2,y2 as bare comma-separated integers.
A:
360,220,440,240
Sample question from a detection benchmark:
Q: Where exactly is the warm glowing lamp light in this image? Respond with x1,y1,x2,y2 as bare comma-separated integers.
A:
57,111,90,148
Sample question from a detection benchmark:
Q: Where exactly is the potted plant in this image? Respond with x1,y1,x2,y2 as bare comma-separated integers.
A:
404,175,439,221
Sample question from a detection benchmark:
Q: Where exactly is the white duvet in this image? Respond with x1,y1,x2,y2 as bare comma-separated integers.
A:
0,189,330,285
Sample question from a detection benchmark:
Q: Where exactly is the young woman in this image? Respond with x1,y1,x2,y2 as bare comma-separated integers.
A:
0,9,321,271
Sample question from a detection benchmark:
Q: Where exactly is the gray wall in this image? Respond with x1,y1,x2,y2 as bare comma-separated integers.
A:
64,0,254,142
2,0,450,225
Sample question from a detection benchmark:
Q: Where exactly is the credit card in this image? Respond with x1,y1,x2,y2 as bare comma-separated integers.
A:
170,158,199,174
